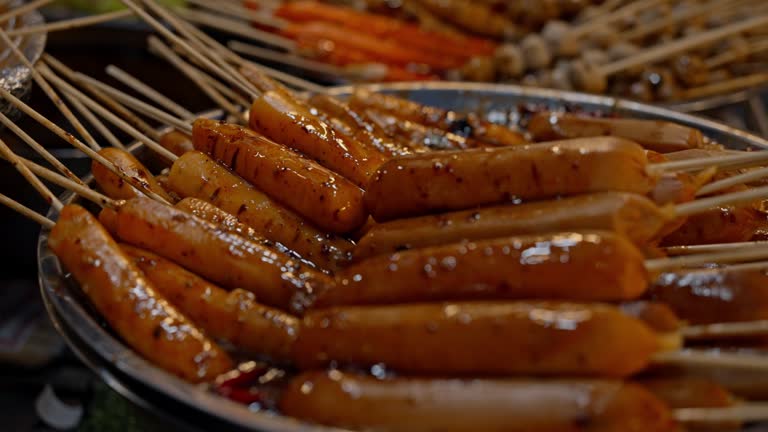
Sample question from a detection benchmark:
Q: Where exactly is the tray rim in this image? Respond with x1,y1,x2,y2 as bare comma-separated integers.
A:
38,82,768,432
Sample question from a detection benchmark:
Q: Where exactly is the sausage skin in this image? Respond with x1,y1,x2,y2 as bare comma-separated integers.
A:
91,147,173,202
193,119,368,234
166,151,353,271
364,137,657,221
281,371,676,432
354,192,672,259
159,130,194,156
294,301,661,377
48,205,233,382
123,245,299,361
110,197,334,312
319,231,648,307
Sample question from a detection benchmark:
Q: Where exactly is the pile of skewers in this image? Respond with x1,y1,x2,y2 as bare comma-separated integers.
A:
177,0,768,103
8,0,768,430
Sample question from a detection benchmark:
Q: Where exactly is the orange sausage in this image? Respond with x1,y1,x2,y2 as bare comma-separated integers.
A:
91,147,173,202
249,90,388,187
349,89,527,147
110,197,334,312
294,301,661,377
159,130,194,157
318,231,648,307
122,245,298,361
354,192,672,259
527,112,705,153
365,137,657,222
309,93,417,156
193,119,368,234
281,371,676,432
660,205,764,246
640,378,738,432
166,151,353,271
48,205,233,382
649,268,768,325
619,301,681,334
364,108,481,150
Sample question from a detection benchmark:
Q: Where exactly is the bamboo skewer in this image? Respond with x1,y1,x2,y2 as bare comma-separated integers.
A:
622,0,743,42
0,137,62,210
675,404,768,423
645,243,768,272
567,0,667,39
106,65,195,120
705,38,768,69
13,155,115,208
680,73,768,100
228,40,356,80
148,36,242,119
0,28,101,152
38,64,179,163
185,0,289,29
683,321,768,339
187,62,251,109
175,7,296,51
42,54,160,141
652,150,768,173
0,0,53,24
119,0,258,99
665,242,768,256
697,166,768,196
0,82,170,205
0,110,84,184
654,349,768,371
4,9,133,37
72,71,193,134
62,91,125,149
0,193,54,229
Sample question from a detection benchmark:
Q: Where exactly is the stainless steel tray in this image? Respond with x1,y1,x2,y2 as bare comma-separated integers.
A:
38,83,768,431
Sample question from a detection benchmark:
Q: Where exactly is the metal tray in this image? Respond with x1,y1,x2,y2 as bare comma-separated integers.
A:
38,83,768,431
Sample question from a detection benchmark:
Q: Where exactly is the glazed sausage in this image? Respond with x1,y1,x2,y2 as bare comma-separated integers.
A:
364,108,482,150
661,205,764,246
294,301,662,377
249,90,388,187
640,378,739,432
364,137,658,221
48,205,233,382
91,147,173,202
193,119,368,234
281,371,676,432
166,151,353,271
110,197,334,312
649,267,768,325
354,192,673,259
349,89,527,147
620,301,682,334
159,130,194,157
123,245,299,361
317,231,648,307
309,93,417,156
527,112,705,153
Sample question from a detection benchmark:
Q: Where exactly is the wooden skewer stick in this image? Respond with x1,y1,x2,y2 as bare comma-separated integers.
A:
0,110,85,184
567,0,667,39
38,64,179,163
43,54,160,141
0,28,101,152
665,242,768,256
61,91,126,149
147,36,242,119
0,193,55,229
0,0,53,24
119,0,258,99
697,165,768,196
0,79,171,205
646,242,768,272
599,15,768,76
72,71,193,134
653,349,768,371
175,7,295,51
0,136,62,210
106,65,195,120
651,150,768,173
576,0,625,23
683,320,768,340
623,0,741,42
674,404,768,423
186,0,289,29
4,9,133,36
680,73,768,100
186,62,251,109
228,40,356,80
674,183,768,217
705,38,768,69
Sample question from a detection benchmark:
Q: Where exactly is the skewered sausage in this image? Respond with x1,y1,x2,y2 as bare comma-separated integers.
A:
294,301,662,377
281,371,676,432
123,245,298,361
318,231,648,307
354,192,672,259
91,147,173,202
109,197,334,312
365,137,657,222
249,90,388,187
166,151,353,271
49,204,233,382
159,130,194,157
193,119,368,234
